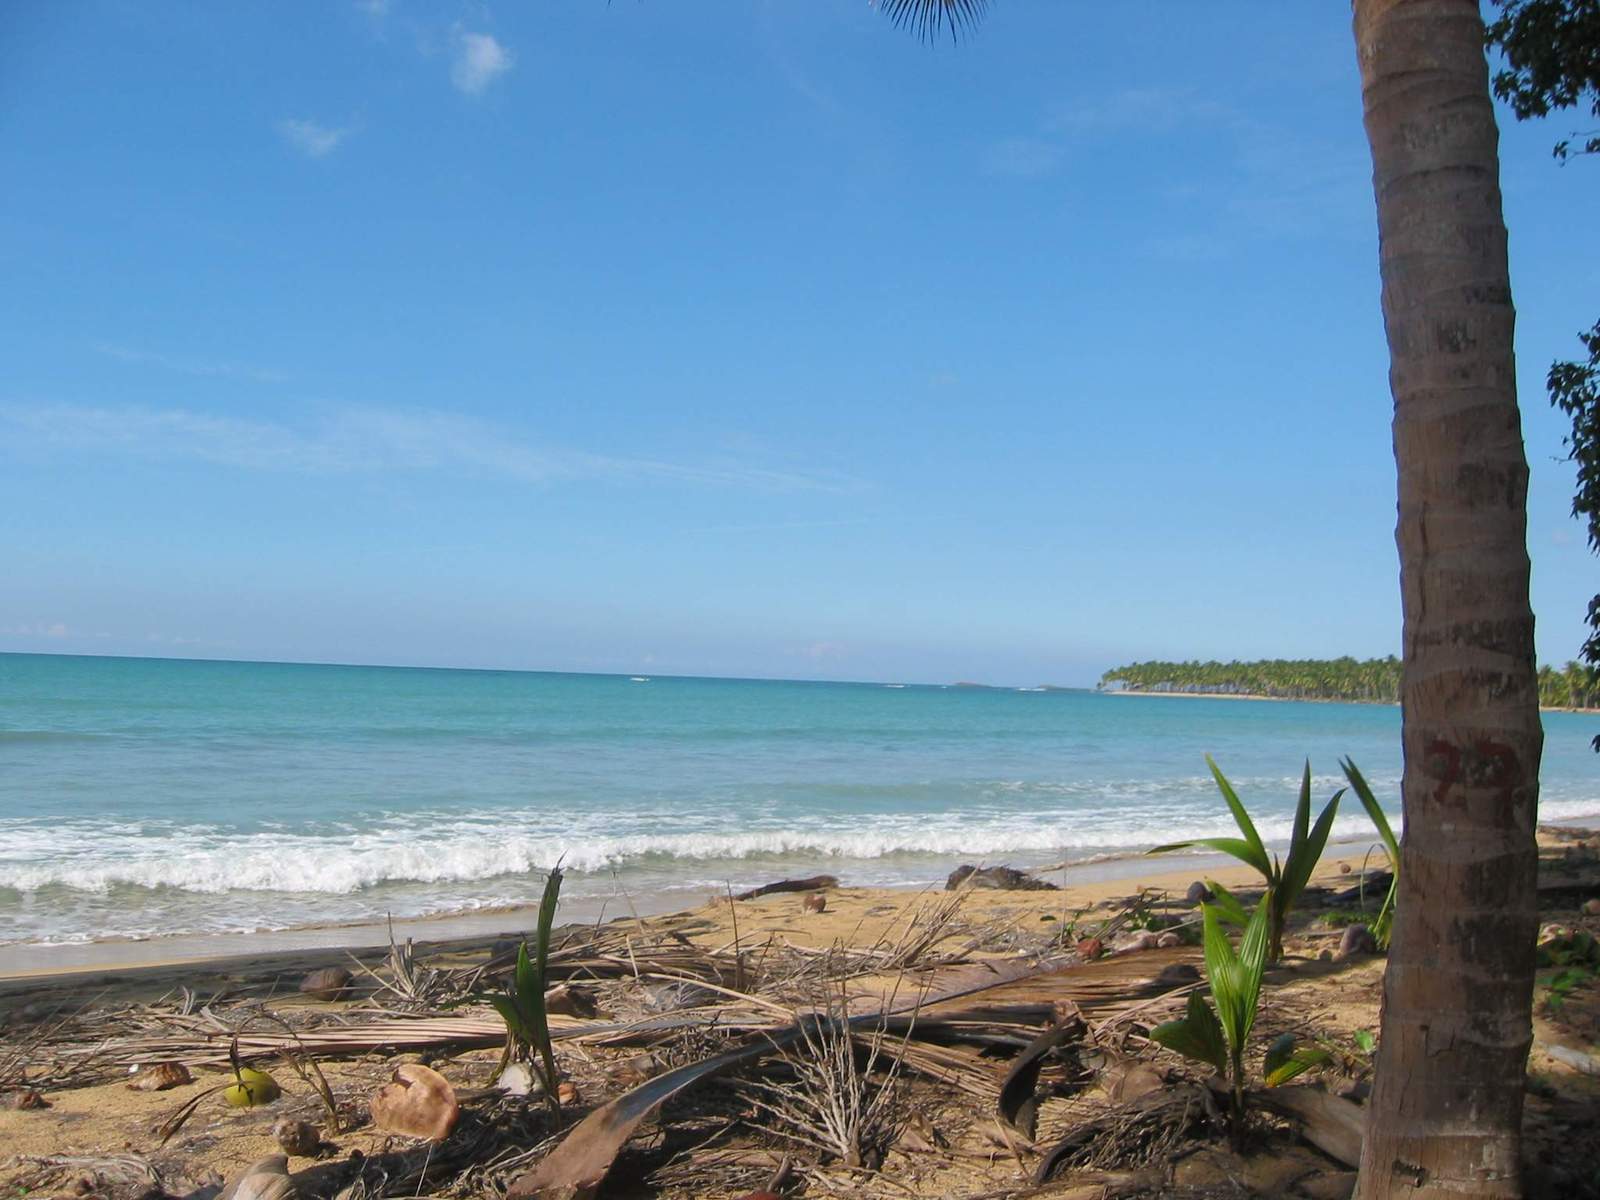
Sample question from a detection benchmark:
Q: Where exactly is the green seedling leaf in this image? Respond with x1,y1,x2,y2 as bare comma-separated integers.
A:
1205,880,1250,929
1150,990,1228,1075
1264,1035,1333,1087
1353,1029,1377,1055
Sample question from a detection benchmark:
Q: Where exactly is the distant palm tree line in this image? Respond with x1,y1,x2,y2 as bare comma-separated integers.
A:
1099,656,1597,710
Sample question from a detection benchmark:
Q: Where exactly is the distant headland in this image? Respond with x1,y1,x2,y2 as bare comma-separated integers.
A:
1099,656,1598,711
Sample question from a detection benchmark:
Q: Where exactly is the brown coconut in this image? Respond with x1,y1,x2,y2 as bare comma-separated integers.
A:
299,966,353,1002
128,1061,192,1091
370,1063,459,1141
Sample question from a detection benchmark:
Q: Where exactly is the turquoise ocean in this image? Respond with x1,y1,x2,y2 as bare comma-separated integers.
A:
2,652,1597,953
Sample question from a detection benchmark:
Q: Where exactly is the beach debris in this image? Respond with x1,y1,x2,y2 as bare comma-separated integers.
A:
127,1061,191,1091
224,1066,282,1107
1338,861,1353,874
218,1155,297,1200
997,1011,1089,1139
543,983,597,1018
273,1117,322,1157
1076,936,1105,960
507,955,1048,1200
734,874,839,900
946,864,1058,891
1584,897,1600,916
557,1080,580,1106
1155,931,1185,949
1185,881,1213,904
298,966,353,1001
802,891,827,913
1335,924,1377,960
1035,1082,1220,1181
4,1088,49,1109
369,1062,459,1141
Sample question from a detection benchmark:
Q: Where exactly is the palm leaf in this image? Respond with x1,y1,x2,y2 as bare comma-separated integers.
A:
878,0,991,43
1340,758,1398,865
529,866,564,1101
1148,836,1271,878
1205,755,1272,879
1279,788,1344,910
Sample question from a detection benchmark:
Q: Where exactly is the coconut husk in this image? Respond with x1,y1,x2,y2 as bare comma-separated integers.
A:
369,1063,459,1142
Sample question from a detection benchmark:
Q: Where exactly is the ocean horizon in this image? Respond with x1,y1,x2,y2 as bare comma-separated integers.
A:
3,650,1598,955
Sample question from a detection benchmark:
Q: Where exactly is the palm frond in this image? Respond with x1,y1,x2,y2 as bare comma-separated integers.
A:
878,0,991,44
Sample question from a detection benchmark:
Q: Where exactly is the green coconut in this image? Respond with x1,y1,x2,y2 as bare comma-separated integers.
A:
223,1066,281,1108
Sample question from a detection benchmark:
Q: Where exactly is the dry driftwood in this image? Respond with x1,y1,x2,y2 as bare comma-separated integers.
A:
733,875,840,901
1245,1083,1364,1168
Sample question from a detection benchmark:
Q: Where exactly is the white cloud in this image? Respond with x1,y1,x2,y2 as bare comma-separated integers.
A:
2,622,70,639
0,403,859,494
277,118,353,158
94,343,286,384
451,32,513,95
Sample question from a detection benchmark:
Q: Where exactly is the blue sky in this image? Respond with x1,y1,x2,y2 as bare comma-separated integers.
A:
1,2,1594,686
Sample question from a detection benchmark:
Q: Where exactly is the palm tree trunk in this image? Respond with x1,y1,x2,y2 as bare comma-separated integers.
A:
1351,2,1544,1196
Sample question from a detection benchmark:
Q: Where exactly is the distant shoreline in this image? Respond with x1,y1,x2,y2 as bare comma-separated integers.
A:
1105,688,1597,715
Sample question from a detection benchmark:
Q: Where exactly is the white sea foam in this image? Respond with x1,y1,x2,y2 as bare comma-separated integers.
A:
5,796,1596,901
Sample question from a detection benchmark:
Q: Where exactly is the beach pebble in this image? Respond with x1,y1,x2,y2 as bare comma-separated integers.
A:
370,1063,459,1142
1185,881,1212,904
127,1061,192,1091
1336,924,1377,960
496,1062,541,1096
274,1117,322,1157
218,1156,296,1200
4,1089,49,1110
1113,930,1160,954
802,891,827,913
299,966,353,1002
1582,898,1600,916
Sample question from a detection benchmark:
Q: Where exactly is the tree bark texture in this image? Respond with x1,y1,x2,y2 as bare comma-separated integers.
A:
1352,1,1544,1196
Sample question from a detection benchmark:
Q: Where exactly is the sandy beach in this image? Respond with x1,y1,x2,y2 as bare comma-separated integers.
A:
6,832,1598,1200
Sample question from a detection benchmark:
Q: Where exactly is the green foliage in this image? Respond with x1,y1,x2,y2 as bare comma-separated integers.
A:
1485,3,1600,745
1152,990,1228,1075
1101,655,1595,711
1150,757,1341,961
1263,1032,1332,1087
1353,1029,1377,1056
1150,896,1287,1133
1485,0,1600,161
1339,758,1398,949
1100,656,1401,703
484,866,565,1111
